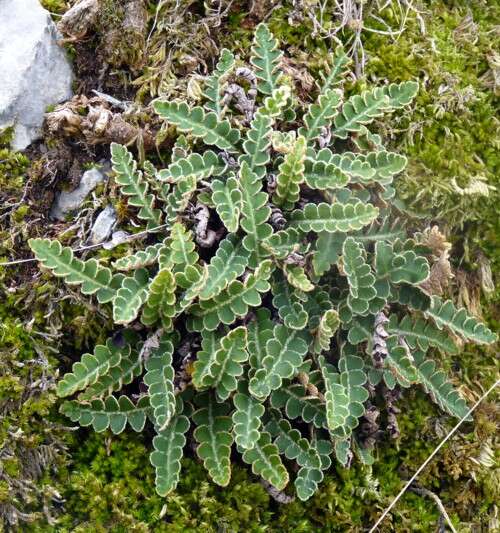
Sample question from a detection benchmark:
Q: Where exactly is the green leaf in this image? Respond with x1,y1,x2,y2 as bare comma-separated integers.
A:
375,241,430,285
387,314,458,354
313,309,340,354
382,80,419,108
232,388,265,450
271,276,309,330
60,395,150,434
193,392,233,486
151,404,190,496
204,48,235,117
312,232,345,276
250,23,283,95
144,335,176,430
211,176,243,233
262,227,305,260
303,159,350,191
299,88,343,143
240,86,290,178
270,383,327,429
113,268,150,325
141,269,177,329
199,234,251,301
189,260,274,331
57,338,125,398
153,101,240,152
169,222,199,268
158,150,227,183
425,296,498,344
342,237,377,315
239,161,273,267
241,432,289,490
164,175,197,224
319,46,351,92
28,238,117,304
415,356,471,420
290,201,378,233
248,308,274,372
384,336,419,388
110,143,162,229
249,325,310,400
192,329,223,388
283,264,314,292
193,326,249,401
332,88,390,139
112,243,163,271
319,355,350,431
273,135,307,210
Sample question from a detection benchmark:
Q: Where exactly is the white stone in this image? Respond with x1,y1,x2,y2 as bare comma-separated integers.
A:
50,168,105,220
90,205,117,244
0,0,73,150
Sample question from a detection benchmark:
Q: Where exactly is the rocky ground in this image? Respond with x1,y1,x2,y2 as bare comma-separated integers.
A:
0,0,498,531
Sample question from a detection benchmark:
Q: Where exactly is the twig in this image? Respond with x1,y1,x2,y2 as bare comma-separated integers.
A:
409,487,457,533
0,223,169,267
368,378,499,532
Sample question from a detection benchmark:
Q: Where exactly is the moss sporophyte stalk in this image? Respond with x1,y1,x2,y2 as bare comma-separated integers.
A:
27,24,497,501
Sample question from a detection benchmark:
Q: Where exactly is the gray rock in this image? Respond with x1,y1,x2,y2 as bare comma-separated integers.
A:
90,205,117,244
0,0,73,150
50,168,105,220
102,230,131,250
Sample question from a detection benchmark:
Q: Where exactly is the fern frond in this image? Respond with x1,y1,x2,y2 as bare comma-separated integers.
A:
249,325,310,400
384,336,418,388
159,150,227,183
250,23,282,95
239,161,273,267
199,234,251,301
313,309,340,354
79,348,142,400
382,81,419,108
375,241,430,285
283,264,314,292
415,356,471,420
204,48,235,117
312,232,345,277
319,356,350,431
110,143,162,228
262,227,305,260
189,260,274,331
112,243,163,271
193,392,233,486
299,89,343,143
342,237,377,315
113,268,150,325
29,238,117,304
153,101,240,152
151,401,190,496
194,326,248,401
144,335,176,430
211,176,243,233
319,46,351,92
271,276,308,330
60,395,150,434
192,329,223,388
240,431,289,490
169,222,199,268
248,308,274,372
273,135,307,210
332,88,390,139
240,86,290,178
387,314,458,354
232,386,265,450
141,269,177,329
290,202,378,233
270,383,327,429
57,338,125,398
425,296,498,344
303,159,350,190
164,175,197,224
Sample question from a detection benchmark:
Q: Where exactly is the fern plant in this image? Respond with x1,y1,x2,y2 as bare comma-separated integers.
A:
29,25,497,501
